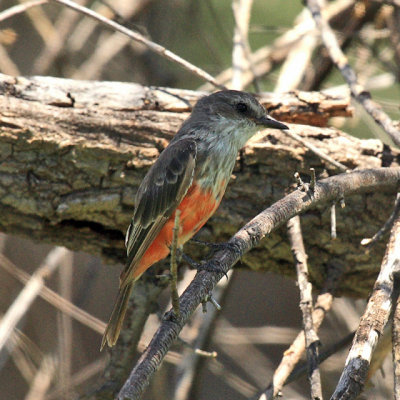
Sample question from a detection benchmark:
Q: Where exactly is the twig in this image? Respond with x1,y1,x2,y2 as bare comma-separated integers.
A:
0,253,106,334
282,127,349,173
33,0,91,74
256,261,344,400
24,354,57,400
306,0,400,147
50,0,225,89
118,167,399,400
199,0,355,91
0,247,68,352
170,210,181,318
255,264,343,399
287,216,323,399
45,357,107,400
393,279,400,399
57,252,73,399
331,203,337,239
361,193,400,248
331,208,400,399
231,0,256,91
0,0,48,22
173,272,233,400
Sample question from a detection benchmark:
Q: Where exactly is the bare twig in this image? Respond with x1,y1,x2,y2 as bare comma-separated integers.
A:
170,210,181,318
306,0,400,147
256,261,344,399
173,272,233,400
57,252,73,399
0,0,48,22
0,247,68,352
393,281,400,400
361,193,400,248
45,357,107,400
287,216,323,399
24,354,57,400
331,203,337,239
331,209,400,399
50,0,225,89
231,0,255,91
0,253,106,334
281,127,349,172
118,167,399,400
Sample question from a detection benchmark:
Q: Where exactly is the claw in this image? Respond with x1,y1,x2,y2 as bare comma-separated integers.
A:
196,260,228,280
190,239,238,258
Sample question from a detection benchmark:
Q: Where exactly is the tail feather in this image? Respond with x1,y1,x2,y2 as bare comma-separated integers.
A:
101,282,134,350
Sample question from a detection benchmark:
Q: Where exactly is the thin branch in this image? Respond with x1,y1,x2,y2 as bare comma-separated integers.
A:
393,279,400,399
0,0,48,22
306,0,400,147
231,0,255,91
287,216,323,400
50,0,225,89
0,247,68,352
170,210,181,318
0,253,106,334
331,208,400,399
24,354,57,400
281,126,349,172
256,262,343,399
361,193,400,248
118,167,400,400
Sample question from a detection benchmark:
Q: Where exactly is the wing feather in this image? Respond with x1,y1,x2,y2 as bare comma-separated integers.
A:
121,138,197,287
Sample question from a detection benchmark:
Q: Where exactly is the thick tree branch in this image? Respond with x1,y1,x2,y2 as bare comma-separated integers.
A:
118,167,400,399
0,73,398,298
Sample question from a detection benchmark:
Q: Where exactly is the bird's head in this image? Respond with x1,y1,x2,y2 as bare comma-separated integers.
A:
186,90,288,148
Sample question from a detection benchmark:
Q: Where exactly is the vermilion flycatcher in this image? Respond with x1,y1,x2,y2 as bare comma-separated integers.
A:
102,90,288,349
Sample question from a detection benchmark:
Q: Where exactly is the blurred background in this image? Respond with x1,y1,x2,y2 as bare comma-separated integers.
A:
0,0,399,399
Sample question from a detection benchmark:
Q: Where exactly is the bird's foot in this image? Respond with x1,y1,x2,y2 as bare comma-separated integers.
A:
196,259,228,280
190,239,238,258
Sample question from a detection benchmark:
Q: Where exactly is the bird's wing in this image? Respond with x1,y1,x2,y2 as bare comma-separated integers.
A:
120,138,197,287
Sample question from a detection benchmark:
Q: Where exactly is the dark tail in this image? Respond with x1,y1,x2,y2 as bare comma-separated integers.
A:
101,282,134,350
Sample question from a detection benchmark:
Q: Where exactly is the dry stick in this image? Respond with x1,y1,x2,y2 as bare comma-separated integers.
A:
287,216,323,400
173,273,232,400
170,210,181,318
393,280,400,400
33,0,91,74
199,0,355,91
361,192,400,249
331,209,400,399
0,0,48,22
57,252,73,400
0,247,68,352
282,128,348,173
232,0,257,91
50,0,225,89
257,265,343,400
24,354,57,400
306,0,400,147
118,167,400,400
45,357,107,400
0,253,106,334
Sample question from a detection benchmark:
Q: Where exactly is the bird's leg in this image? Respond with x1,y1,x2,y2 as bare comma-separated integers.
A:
190,238,238,258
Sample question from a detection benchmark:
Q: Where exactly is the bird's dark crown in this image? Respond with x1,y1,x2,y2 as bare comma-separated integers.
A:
192,90,266,122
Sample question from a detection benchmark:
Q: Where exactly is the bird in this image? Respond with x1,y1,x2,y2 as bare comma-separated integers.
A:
101,90,288,349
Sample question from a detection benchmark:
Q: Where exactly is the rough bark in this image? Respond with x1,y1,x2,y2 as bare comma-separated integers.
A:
0,73,398,297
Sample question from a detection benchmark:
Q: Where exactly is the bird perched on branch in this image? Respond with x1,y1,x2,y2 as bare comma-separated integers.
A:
101,90,288,349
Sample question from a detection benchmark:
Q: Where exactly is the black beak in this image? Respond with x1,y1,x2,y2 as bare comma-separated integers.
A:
256,115,288,130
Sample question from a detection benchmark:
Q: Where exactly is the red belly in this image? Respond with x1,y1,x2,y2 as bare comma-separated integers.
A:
132,183,223,280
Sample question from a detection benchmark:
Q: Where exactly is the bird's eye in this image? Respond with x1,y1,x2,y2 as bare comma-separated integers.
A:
236,102,248,113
